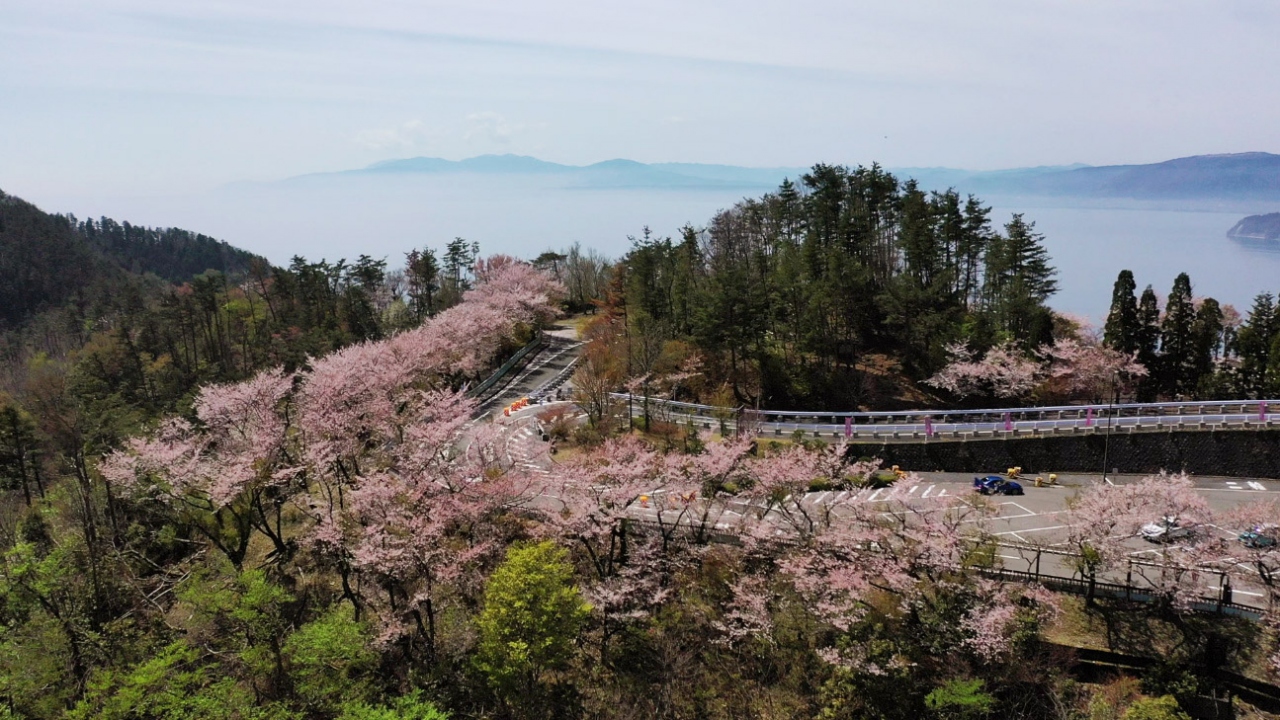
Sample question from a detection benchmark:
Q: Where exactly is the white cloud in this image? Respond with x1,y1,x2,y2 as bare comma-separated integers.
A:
462,111,522,148
355,119,435,151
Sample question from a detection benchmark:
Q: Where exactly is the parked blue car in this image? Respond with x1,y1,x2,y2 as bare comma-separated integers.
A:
973,475,1024,496
1240,524,1279,548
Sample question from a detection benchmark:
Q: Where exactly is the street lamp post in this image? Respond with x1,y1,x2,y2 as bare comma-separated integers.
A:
1101,371,1119,484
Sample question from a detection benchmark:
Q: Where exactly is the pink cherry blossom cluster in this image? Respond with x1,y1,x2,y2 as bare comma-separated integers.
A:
101,256,563,644
926,342,1043,400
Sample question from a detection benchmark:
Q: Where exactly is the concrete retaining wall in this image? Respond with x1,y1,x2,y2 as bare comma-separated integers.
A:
848,430,1280,478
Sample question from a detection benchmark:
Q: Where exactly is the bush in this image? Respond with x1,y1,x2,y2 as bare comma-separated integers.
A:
338,691,449,720
1121,695,1190,720
925,678,995,719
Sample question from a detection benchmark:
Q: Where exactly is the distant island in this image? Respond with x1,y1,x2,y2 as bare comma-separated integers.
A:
1227,212,1280,241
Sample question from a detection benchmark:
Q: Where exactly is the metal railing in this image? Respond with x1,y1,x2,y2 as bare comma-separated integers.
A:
468,333,545,400
611,394,1280,441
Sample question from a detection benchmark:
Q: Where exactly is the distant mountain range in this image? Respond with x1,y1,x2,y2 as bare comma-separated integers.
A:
295,151,1280,202
307,155,807,190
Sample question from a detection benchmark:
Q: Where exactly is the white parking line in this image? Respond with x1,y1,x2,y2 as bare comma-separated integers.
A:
921,485,935,498
995,525,1068,536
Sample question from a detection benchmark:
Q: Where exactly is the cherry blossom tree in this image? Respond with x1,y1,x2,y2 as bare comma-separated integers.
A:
1043,336,1147,403
1065,473,1223,607
101,368,297,568
742,441,880,540
544,436,663,580
1223,499,1280,607
775,475,1059,670
926,342,1043,401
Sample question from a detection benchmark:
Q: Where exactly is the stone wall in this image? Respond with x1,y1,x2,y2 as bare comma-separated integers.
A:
849,430,1280,478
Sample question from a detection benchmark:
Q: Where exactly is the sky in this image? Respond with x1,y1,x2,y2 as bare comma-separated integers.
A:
4,0,1280,199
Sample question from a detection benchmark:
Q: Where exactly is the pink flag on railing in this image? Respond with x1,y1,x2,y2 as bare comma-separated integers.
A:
1086,407,1094,427
924,417,933,436
1004,412,1013,432
844,417,852,438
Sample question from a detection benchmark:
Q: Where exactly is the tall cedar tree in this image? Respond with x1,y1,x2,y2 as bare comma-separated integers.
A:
1104,269,1141,355
1160,273,1197,396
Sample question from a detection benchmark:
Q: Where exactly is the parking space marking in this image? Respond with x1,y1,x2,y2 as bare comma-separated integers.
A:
995,524,1068,536
1008,501,1035,516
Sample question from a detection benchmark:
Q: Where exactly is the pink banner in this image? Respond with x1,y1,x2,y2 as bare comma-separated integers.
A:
844,417,852,438
924,417,933,436
1086,407,1094,427
1004,412,1013,432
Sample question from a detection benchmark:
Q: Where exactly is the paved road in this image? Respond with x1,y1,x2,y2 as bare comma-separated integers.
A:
474,331,580,419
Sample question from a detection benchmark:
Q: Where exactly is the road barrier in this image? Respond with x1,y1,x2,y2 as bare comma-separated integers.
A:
612,394,1280,442
468,333,545,401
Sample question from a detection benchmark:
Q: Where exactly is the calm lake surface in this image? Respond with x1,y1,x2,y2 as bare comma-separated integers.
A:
31,178,1280,323
989,204,1280,322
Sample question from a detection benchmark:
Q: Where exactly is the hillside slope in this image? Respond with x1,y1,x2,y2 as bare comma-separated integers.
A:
0,189,265,328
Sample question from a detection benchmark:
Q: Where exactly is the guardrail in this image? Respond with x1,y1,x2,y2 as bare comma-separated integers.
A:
468,333,545,400
611,394,1280,442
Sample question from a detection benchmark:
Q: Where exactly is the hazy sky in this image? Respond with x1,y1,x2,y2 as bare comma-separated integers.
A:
3,0,1279,197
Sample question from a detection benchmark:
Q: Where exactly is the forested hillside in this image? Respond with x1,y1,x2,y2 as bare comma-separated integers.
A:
0,190,263,331
586,165,1059,411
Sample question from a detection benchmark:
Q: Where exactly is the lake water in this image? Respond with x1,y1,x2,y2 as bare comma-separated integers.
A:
29,177,1280,323
988,203,1280,322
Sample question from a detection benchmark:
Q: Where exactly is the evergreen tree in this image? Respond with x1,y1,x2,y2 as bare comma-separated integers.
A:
1160,273,1197,396
982,214,1058,348
405,247,440,320
1191,297,1223,395
1136,285,1162,401
958,195,992,308
1103,269,1141,354
1236,292,1277,397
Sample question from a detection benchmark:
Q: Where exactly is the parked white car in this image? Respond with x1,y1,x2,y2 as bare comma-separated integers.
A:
1140,516,1195,543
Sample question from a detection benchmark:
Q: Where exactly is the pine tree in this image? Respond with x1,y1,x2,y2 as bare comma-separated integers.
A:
981,214,1058,347
958,196,992,308
405,247,440,320
1103,270,1140,354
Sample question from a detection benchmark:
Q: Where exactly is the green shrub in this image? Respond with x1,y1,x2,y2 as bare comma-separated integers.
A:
1121,695,1190,720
